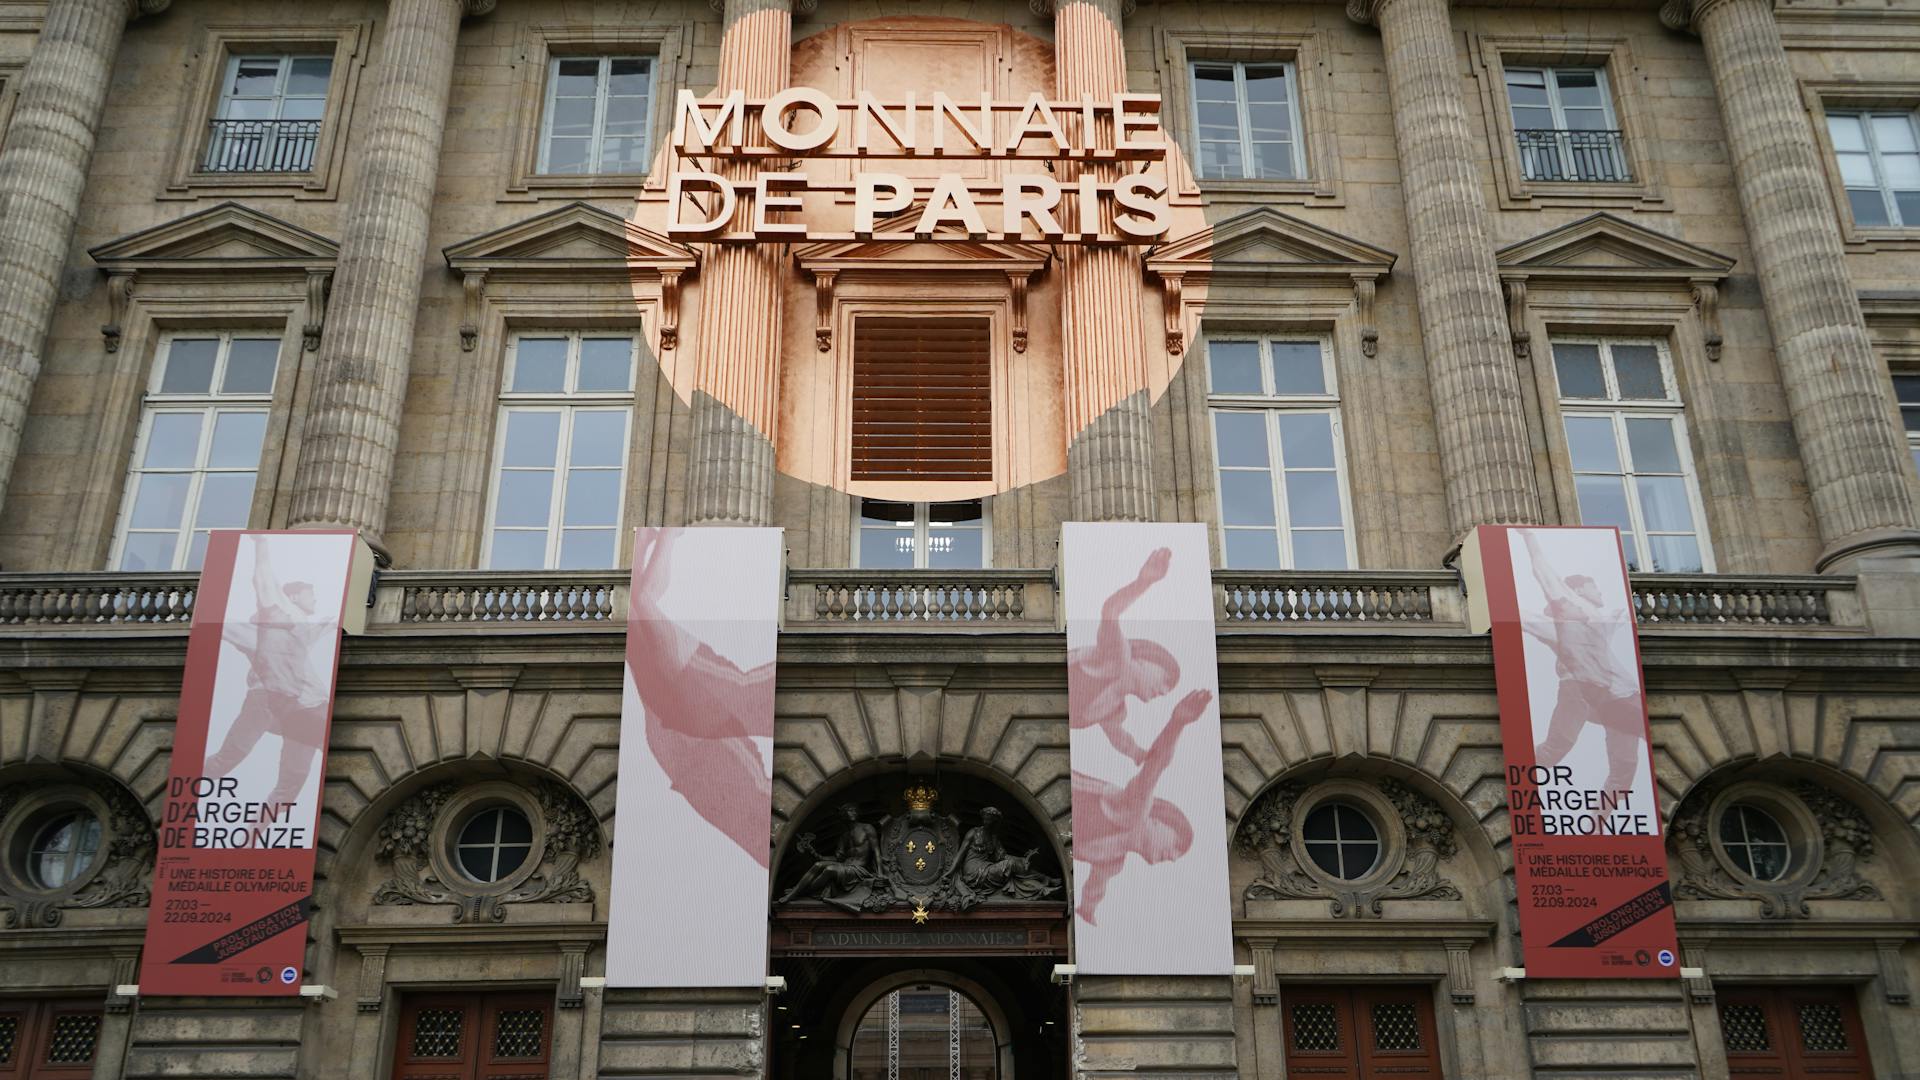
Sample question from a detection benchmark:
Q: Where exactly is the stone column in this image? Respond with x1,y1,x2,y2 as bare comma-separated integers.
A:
1349,0,1543,544
684,0,807,526
1044,0,1156,522
284,0,493,546
0,0,168,519
1665,0,1920,570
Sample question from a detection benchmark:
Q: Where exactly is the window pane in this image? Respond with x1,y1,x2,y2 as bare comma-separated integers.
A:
1564,416,1622,473
1277,413,1336,469
1223,528,1281,570
1574,474,1633,530
1837,150,1879,188
550,97,596,138
489,530,548,570
927,499,984,526
562,469,621,526
577,338,634,391
1192,66,1237,100
119,531,177,571
1898,374,1920,411
557,528,616,569
221,338,281,394
1849,188,1891,227
502,411,562,468
608,58,652,96
927,527,985,569
494,470,555,527
1896,189,1920,225
1636,475,1696,533
287,57,333,96
160,339,219,394
553,58,600,98
229,59,282,97
1244,67,1290,102
1511,105,1555,130
193,472,255,528
1213,411,1269,468
859,527,916,569
1197,140,1243,179
1505,69,1548,90
186,529,212,570
1648,533,1703,573
568,410,627,467
1283,471,1342,528
511,339,569,392
1291,530,1348,570
1208,341,1263,394
859,499,915,526
1871,115,1918,153
600,136,648,172
1269,341,1326,394
207,411,267,468
128,473,191,529
144,413,204,468
1828,114,1868,151
1552,343,1607,399
545,137,591,174
1625,416,1683,474
1879,151,1920,188
1219,470,1278,526
1610,344,1666,400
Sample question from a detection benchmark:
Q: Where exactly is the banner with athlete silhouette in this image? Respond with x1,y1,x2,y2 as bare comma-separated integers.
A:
1463,525,1679,979
140,530,374,996
1063,523,1233,975
608,527,781,987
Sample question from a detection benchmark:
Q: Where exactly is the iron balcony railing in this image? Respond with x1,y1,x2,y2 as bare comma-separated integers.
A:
202,118,322,174
1514,128,1630,183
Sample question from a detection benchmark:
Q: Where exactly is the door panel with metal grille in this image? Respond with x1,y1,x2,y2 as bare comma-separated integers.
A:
1281,986,1443,1080
0,999,103,1079
394,992,553,1080
1718,986,1874,1080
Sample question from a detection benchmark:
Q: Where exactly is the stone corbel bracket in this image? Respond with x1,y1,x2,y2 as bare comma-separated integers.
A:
1144,207,1397,360
89,202,342,357
1495,213,1736,364
813,269,839,351
443,201,698,358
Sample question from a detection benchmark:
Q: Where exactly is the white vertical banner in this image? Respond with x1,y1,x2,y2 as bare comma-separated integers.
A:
607,527,782,987
1064,522,1234,975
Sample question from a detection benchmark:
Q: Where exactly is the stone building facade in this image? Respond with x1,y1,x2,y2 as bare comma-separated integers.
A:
0,0,1916,1076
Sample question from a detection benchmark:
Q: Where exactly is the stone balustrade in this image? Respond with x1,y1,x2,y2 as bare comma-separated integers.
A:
0,568,1867,635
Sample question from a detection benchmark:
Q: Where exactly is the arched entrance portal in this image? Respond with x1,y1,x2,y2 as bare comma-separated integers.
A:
769,774,1070,1078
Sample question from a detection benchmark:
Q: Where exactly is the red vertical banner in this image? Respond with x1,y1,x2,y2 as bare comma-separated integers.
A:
1063,522,1233,976
1463,525,1679,979
139,530,373,996
607,527,781,987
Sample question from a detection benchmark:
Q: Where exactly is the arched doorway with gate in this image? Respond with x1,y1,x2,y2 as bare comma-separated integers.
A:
767,772,1071,1078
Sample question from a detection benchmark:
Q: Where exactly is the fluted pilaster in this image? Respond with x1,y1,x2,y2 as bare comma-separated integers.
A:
1353,0,1543,544
1055,0,1154,522
285,0,473,547
1670,0,1920,569
685,0,794,526
0,0,164,518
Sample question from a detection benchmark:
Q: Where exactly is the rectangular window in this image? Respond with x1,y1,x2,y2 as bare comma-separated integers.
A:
484,333,636,570
203,54,332,173
1505,66,1628,182
111,334,280,572
851,317,993,483
1189,61,1303,181
1551,338,1710,573
854,499,988,569
1206,336,1353,570
539,56,655,175
1827,110,1920,228
1896,373,1920,475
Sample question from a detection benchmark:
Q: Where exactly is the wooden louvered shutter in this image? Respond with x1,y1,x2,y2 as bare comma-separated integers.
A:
851,318,992,482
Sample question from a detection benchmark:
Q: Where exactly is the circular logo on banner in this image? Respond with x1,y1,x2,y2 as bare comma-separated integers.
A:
1634,950,1651,967
1658,949,1677,967
280,967,299,985
256,967,272,984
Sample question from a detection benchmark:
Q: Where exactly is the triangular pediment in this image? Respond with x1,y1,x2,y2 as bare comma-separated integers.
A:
1146,207,1396,279
90,202,338,268
443,202,696,272
1497,213,1733,276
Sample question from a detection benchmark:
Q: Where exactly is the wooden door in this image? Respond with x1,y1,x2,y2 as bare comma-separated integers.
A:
393,992,553,1080
1281,986,1444,1080
1718,986,1874,1080
0,999,104,1080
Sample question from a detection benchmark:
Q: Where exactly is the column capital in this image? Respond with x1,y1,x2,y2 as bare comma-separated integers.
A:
708,0,817,13
463,0,497,15
1345,0,1383,26
1659,0,1746,34
127,0,170,18
1029,0,1136,18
